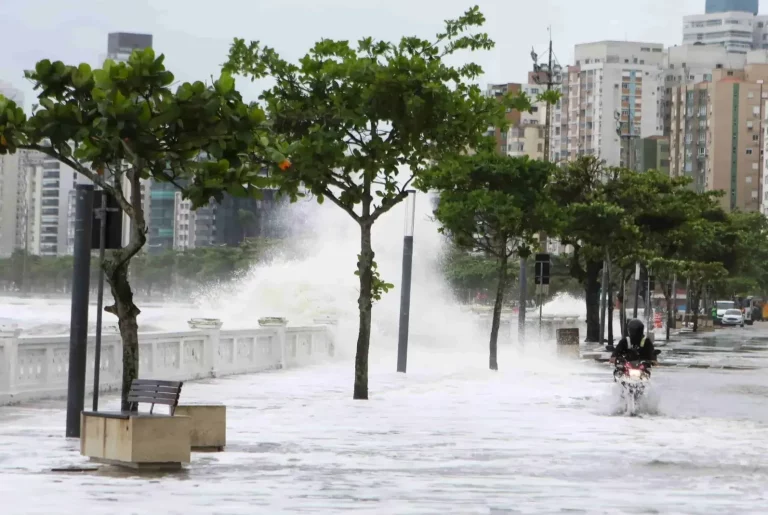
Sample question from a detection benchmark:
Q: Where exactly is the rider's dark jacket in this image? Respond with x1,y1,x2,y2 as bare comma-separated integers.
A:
611,335,657,362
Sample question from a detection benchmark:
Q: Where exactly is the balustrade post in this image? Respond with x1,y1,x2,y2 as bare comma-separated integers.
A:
313,316,339,357
0,328,21,397
188,319,223,378
259,318,288,369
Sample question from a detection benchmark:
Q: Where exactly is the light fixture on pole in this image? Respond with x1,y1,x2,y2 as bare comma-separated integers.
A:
396,190,416,373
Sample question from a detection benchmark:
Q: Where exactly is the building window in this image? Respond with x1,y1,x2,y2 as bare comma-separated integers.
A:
749,92,755,99
747,149,754,155
753,163,759,170
747,176,754,183
754,106,761,116
754,134,760,141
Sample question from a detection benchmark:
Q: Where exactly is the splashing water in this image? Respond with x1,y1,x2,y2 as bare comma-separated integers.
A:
0,182,594,365
195,190,493,361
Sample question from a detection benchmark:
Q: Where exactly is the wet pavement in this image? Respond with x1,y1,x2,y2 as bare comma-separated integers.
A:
1,325,768,514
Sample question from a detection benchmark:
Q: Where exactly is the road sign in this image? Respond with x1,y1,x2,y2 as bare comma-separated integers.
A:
91,191,122,250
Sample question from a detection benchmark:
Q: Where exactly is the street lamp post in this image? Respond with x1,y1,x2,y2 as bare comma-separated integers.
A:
758,80,764,213
396,190,416,373
522,29,562,344
633,262,641,319
65,184,94,438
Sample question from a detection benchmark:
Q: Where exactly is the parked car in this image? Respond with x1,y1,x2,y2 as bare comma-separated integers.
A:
721,309,745,328
714,300,736,325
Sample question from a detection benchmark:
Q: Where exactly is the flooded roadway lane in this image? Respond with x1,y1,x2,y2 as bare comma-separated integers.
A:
0,325,767,514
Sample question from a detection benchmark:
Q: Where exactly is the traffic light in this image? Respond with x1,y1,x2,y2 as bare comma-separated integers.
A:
535,253,551,285
639,266,654,295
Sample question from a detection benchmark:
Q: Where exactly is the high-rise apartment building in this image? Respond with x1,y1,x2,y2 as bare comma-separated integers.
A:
146,179,177,252
560,41,665,167
661,44,747,135
706,0,759,14
486,83,523,155
634,136,671,174
107,32,153,61
0,153,24,257
670,64,768,211
172,190,287,250
684,2,768,55
34,155,78,256
486,80,564,161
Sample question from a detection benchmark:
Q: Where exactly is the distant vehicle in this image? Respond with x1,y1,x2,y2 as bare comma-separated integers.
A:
744,296,763,325
714,300,736,324
721,309,745,328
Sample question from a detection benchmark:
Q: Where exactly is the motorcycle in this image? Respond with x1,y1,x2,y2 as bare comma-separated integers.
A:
612,349,661,415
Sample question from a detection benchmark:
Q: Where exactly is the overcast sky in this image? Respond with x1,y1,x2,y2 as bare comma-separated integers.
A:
0,0,752,109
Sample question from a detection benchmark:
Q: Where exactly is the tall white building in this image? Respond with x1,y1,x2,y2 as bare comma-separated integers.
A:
683,10,768,54
0,153,24,257
561,41,666,166
36,155,78,256
0,83,27,256
0,81,23,106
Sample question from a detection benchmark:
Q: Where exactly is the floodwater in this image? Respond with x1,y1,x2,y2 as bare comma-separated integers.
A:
1,327,768,514
2,193,767,513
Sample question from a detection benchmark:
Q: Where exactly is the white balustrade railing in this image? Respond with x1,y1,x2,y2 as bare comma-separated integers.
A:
0,318,336,405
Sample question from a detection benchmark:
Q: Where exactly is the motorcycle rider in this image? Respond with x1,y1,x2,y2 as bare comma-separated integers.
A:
609,319,658,365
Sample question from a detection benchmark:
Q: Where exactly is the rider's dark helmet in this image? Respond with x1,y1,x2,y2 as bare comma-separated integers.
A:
627,319,644,341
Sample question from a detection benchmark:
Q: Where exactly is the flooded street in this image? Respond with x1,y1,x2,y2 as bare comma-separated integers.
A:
1,325,768,514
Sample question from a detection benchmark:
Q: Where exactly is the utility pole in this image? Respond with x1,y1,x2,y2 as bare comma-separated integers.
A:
524,27,562,343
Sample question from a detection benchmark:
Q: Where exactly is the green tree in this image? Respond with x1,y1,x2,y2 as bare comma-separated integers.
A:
421,154,556,370
550,157,618,342
224,6,504,398
0,49,284,409
441,246,517,303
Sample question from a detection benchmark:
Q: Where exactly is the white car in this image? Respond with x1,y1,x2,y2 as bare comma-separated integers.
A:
721,309,745,328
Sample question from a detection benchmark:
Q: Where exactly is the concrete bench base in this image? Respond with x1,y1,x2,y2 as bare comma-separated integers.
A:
175,404,226,452
89,457,184,471
81,412,191,469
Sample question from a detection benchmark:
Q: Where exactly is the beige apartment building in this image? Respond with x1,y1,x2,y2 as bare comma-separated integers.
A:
670,64,768,212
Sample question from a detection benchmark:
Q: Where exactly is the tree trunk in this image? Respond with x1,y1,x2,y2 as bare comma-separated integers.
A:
103,170,147,411
692,286,701,333
585,259,602,342
489,253,508,371
104,260,141,411
607,259,614,345
608,285,614,345
599,259,607,346
353,222,374,400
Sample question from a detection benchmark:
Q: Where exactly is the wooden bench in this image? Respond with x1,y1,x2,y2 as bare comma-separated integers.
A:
80,379,191,470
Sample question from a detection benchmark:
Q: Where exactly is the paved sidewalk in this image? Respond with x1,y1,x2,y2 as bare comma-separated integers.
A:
1,348,768,514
